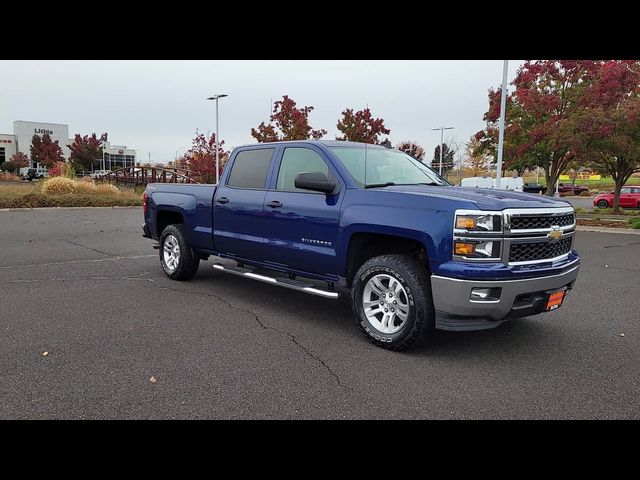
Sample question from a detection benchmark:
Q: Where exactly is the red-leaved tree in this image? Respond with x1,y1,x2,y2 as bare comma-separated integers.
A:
251,95,327,142
336,108,390,144
577,60,640,210
10,152,29,170
31,133,65,167
475,61,599,195
179,131,228,183
68,133,108,171
396,141,426,161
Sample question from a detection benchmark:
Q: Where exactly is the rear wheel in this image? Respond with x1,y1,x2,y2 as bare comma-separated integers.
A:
597,200,609,208
351,254,434,351
159,224,200,280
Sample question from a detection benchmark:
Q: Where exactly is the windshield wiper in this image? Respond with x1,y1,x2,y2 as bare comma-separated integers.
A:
414,182,443,186
364,182,396,189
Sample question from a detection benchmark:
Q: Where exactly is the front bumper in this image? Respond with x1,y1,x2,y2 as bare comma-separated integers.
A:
431,262,580,331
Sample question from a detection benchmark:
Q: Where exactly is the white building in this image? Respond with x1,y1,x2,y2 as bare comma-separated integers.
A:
0,120,136,171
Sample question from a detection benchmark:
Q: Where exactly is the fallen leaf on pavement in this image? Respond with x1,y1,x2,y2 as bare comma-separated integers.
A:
149,376,157,383
619,333,625,337
42,351,49,356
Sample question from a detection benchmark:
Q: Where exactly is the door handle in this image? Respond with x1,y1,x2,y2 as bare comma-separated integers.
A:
267,200,283,208
216,197,229,204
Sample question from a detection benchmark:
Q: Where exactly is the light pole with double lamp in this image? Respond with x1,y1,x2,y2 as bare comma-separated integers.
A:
431,126,455,176
206,94,229,184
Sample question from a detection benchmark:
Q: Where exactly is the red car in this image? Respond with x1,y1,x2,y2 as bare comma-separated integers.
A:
558,182,589,195
593,186,640,208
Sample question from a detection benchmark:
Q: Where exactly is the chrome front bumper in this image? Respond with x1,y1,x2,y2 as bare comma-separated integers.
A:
431,262,580,331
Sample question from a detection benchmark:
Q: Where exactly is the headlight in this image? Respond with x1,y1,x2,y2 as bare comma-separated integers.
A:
453,210,504,262
454,240,500,259
455,214,501,232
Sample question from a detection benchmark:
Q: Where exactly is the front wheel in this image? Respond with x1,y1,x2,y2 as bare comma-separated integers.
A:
351,254,434,351
159,224,200,280
597,200,609,208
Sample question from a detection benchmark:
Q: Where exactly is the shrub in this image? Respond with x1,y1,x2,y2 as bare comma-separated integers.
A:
48,161,66,177
78,176,94,183
95,183,120,195
0,160,16,173
41,176,76,195
0,192,143,209
579,191,591,197
74,181,97,194
62,162,76,179
629,218,640,229
0,172,21,181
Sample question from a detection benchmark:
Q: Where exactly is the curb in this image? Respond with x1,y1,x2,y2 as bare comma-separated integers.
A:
576,226,640,235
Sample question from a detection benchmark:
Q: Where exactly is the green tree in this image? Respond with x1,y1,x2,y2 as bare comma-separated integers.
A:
0,161,16,173
431,143,455,174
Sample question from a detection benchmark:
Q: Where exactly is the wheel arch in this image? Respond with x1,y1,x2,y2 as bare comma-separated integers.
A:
344,228,434,287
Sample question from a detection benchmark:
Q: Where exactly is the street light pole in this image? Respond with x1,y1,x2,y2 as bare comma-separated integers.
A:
431,126,454,176
207,94,229,184
496,60,509,189
175,146,187,163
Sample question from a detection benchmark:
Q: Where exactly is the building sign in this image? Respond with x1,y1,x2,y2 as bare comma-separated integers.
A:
34,128,54,135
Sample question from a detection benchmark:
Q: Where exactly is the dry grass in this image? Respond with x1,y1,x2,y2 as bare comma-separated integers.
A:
0,179,142,208
41,177,76,195
95,183,120,194
74,181,97,194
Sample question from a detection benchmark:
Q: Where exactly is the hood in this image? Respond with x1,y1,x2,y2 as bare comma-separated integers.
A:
379,185,572,210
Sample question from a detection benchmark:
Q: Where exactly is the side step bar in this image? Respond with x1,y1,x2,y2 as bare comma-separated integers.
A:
212,263,339,299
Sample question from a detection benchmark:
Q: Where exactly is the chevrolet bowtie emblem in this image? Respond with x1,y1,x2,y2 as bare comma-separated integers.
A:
547,227,563,242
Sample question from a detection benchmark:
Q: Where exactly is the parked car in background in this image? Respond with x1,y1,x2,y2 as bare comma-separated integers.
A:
459,176,523,192
20,167,48,181
593,186,640,208
90,170,111,179
558,183,589,195
523,182,547,195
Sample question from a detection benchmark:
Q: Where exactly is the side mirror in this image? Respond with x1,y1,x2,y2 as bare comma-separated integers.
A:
294,172,339,194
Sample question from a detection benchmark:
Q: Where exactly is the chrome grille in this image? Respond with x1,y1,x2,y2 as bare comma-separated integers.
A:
510,213,575,230
509,238,572,263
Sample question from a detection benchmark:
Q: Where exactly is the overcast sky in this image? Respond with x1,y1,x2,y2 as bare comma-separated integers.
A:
0,60,523,164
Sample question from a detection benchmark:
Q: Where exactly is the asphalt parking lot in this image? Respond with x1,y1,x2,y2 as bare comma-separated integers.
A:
1,207,639,419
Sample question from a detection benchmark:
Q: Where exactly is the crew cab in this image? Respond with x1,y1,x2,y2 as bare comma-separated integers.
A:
142,141,581,350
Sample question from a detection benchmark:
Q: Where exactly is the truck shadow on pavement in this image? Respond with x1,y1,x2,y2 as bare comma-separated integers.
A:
185,264,558,359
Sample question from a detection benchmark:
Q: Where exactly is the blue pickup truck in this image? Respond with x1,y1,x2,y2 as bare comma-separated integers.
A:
142,140,580,350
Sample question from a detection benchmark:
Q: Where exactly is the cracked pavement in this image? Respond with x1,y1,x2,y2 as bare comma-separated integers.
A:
1,208,639,419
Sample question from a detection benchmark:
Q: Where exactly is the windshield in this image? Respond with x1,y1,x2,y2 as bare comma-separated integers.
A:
330,146,450,188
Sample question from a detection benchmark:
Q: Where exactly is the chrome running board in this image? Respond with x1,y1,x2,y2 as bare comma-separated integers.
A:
212,263,340,299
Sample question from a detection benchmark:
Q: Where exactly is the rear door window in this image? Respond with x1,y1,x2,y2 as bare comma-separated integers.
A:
227,148,275,189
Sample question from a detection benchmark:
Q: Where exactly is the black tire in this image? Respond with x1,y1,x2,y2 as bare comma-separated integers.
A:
597,200,609,209
351,254,434,351
159,224,200,280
